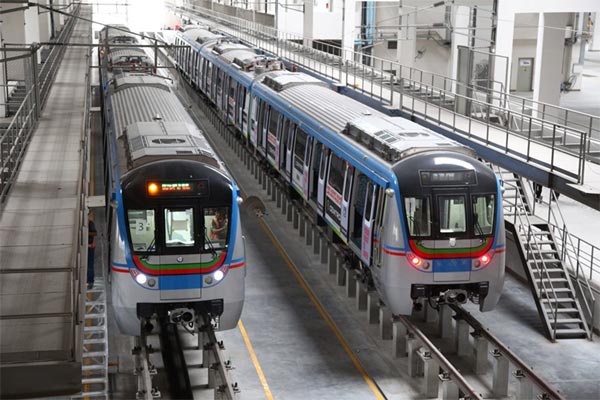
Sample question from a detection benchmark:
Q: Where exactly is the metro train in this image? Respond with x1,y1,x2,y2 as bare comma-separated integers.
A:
172,25,505,315
99,26,245,335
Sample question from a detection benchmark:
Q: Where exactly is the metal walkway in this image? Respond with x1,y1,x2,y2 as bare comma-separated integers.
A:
0,6,92,398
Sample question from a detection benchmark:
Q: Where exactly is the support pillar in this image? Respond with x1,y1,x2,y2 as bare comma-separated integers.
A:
345,270,356,297
336,261,346,286
418,349,439,398
328,248,337,274
514,370,534,400
407,334,422,378
367,292,379,324
392,321,407,358
590,12,600,51
356,282,367,310
396,1,417,74
492,350,509,397
472,332,488,374
455,317,470,356
341,0,356,61
439,372,459,400
379,306,392,340
532,13,569,110
438,305,453,339
449,6,470,82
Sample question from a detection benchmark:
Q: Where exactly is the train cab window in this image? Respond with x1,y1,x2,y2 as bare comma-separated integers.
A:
438,196,466,234
404,197,431,237
128,209,157,252
164,208,195,248
204,207,230,250
472,194,495,236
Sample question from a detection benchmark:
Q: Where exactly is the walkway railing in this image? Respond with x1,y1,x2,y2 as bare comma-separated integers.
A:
173,1,600,185
0,4,80,207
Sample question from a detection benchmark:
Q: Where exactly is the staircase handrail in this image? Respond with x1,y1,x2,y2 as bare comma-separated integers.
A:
536,188,597,334
502,177,562,340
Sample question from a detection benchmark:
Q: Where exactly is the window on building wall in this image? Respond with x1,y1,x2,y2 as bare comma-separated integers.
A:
388,40,397,50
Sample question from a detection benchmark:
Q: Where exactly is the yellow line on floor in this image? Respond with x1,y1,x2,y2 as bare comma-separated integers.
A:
238,320,273,400
258,218,385,400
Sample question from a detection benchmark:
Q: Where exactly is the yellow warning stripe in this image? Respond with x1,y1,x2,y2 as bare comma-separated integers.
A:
238,320,274,400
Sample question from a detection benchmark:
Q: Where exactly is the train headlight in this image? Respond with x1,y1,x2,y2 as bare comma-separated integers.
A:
130,268,149,285
475,251,494,268
214,270,224,281
136,273,148,284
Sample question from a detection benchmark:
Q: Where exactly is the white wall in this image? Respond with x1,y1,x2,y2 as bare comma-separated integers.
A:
372,38,450,76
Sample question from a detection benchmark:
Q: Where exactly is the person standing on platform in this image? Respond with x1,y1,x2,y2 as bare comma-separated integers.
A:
87,217,97,290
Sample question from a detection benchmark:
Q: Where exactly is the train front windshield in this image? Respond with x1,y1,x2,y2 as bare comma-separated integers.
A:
404,194,495,239
126,206,231,255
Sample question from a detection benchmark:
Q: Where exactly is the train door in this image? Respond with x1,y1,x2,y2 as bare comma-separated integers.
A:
227,79,236,124
236,84,244,129
249,96,258,145
317,145,329,214
266,108,280,167
372,188,386,268
433,191,471,282
340,165,354,238
284,122,295,180
302,135,313,200
241,88,249,134
159,206,201,300
291,128,307,195
309,140,322,204
260,105,270,154
324,153,346,234
360,182,377,265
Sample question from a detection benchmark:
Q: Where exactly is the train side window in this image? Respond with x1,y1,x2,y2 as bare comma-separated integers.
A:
438,195,466,234
127,209,156,252
164,208,195,248
404,197,431,237
472,194,495,236
293,128,307,170
268,108,279,135
204,207,230,250
328,153,346,194
365,182,374,221
343,165,353,202
319,145,328,180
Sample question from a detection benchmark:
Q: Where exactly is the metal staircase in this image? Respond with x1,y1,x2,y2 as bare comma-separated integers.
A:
493,166,592,341
73,280,109,399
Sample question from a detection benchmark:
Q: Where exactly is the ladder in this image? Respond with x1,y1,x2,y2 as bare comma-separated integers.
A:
73,280,109,399
493,166,591,341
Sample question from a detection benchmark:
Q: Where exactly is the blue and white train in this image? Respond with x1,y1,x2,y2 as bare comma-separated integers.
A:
99,26,245,335
172,26,505,314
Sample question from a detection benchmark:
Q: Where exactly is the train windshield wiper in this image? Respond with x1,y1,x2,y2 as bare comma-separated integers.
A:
204,229,217,257
474,213,484,236
140,237,156,260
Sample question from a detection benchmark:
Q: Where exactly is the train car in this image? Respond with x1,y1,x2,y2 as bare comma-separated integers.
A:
174,31,505,314
99,26,245,335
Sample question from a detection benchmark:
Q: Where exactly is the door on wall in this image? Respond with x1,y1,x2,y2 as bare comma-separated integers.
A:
517,58,534,91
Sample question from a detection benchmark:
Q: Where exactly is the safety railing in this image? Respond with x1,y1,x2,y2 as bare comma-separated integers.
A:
0,3,80,208
39,3,81,107
173,1,600,182
503,179,564,341
542,190,598,329
0,48,38,206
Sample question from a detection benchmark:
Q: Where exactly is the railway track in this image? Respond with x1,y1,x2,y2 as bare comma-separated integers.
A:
164,50,567,398
132,314,239,399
